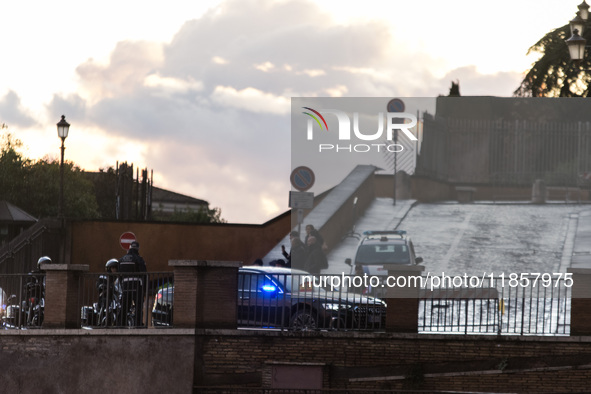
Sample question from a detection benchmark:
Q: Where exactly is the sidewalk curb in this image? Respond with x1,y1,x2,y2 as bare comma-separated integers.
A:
571,209,591,270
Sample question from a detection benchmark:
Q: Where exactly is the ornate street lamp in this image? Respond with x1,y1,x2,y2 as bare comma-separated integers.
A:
56,115,70,219
570,12,586,35
566,2,591,61
579,1,590,21
566,29,587,61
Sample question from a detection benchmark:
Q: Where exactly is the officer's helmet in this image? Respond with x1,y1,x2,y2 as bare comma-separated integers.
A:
105,259,119,273
37,256,52,270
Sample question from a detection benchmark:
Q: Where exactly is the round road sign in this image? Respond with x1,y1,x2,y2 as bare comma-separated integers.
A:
387,98,405,113
120,232,136,251
290,166,315,192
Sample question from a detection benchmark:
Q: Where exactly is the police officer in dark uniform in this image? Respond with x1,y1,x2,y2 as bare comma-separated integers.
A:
118,241,147,326
96,259,121,326
25,256,51,327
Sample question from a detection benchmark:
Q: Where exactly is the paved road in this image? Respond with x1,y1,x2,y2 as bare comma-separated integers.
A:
400,203,585,276
323,199,590,335
326,199,589,277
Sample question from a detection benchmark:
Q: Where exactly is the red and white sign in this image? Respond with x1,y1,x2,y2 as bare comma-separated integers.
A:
119,232,136,251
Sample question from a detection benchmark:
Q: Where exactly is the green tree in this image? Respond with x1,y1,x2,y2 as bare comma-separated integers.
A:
0,128,99,219
515,24,591,97
23,159,100,219
152,205,227,224
0,131,30,203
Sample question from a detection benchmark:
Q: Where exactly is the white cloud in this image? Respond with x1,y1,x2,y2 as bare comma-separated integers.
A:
324,85,348,97
299,69,326,77
211,86,290,114
0,91,39,128
76,41,164,101
212,56,229,65
254,62,275,72
143,74,204,93
21,0,532,224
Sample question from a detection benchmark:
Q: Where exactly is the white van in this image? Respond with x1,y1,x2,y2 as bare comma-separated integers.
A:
346,230,423,277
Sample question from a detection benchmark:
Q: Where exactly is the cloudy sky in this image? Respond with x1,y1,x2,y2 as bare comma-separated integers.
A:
0,0,576,223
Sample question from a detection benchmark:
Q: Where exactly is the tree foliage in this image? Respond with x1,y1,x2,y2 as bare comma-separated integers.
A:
1,128,226,223
0,129,99,219
0,132,29,204
515,24,591,97
152,205,227,224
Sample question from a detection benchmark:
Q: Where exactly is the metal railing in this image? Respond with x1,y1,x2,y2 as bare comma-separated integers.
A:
0,220,61,275
0,273,46,329
3,271,572,336
418,275,571,336
78,272,173,329
417,116,591,187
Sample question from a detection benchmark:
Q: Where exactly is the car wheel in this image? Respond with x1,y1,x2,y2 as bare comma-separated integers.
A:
290,309,317,330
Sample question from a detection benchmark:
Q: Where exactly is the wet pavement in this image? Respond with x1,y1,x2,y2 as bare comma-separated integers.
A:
325,199,591,277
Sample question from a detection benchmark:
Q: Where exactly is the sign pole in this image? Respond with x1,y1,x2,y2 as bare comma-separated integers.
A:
290,166,316,238
387,99,405,207
394,129,397,206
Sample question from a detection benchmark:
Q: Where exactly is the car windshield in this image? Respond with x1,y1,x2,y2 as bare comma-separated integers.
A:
355,243,410,265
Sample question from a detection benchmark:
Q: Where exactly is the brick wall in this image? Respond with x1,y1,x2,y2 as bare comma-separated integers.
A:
194,329,591,393
3,328,591,392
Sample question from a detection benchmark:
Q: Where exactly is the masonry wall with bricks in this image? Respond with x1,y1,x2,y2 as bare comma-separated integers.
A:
194,329,591,392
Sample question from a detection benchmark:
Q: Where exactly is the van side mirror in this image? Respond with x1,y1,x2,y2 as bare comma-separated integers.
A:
345,258,352,267
415,257,423,264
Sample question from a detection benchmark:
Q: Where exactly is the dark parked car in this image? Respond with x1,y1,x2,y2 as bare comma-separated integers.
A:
152,267,386,330
151,284,173,326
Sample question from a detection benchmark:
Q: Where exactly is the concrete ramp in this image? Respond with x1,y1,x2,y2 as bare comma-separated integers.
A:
264,165,378,264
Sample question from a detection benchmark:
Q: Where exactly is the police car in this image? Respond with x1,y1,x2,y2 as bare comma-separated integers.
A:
346,230,423,277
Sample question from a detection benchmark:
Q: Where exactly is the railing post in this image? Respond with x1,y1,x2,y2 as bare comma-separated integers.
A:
384,265,425,332
43,263,88,328
568,267,591,336
168,260,242,328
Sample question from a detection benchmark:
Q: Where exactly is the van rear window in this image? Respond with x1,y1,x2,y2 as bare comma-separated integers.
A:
355,244,410,265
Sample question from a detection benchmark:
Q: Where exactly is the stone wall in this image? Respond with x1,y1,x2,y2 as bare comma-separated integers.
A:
3,328,591,393
0,330,195,394
194,329,591,393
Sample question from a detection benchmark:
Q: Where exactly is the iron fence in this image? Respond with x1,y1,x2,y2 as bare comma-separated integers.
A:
3,271,573,336
0,219,62,275
418,275,571,336
417,117,591,188
78,272,173,329
0,273,46,329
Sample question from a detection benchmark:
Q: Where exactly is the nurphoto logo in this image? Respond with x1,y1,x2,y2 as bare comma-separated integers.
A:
302,107,417,153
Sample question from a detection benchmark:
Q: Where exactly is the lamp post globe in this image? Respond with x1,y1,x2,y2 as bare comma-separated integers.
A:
578,1,590,21
56,115,70,219
566,28,587,61
570,12,586,36
57,115,70,139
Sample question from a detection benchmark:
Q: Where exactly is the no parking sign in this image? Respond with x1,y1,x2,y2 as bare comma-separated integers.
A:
290,166,315,192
